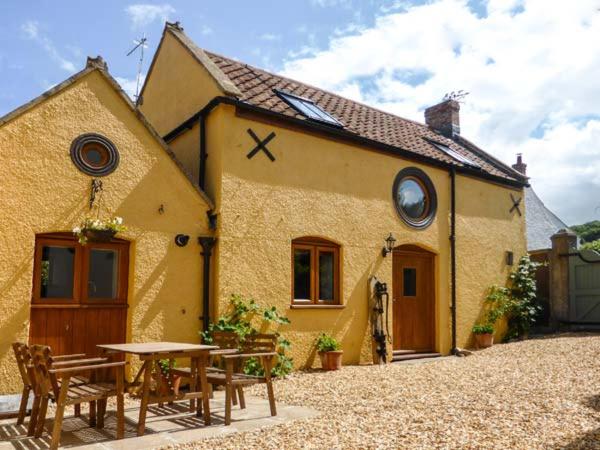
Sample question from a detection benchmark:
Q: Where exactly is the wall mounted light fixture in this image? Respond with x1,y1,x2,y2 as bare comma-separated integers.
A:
506,251,514,266
382,233,397,257
175,234,190,247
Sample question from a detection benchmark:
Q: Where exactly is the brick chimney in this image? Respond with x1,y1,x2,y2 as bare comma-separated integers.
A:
512,153,527,175
424,99,460,138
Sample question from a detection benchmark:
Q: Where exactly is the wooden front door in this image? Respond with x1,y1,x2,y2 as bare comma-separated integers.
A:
29,234,129,357
392,245,435,352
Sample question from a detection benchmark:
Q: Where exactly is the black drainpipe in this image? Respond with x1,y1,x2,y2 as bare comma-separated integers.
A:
198,237,216,332
199,113,207,191
449,168,458,355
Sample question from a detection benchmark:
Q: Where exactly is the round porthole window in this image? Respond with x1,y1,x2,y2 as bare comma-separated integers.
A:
392,167,437,229
70,133,119,176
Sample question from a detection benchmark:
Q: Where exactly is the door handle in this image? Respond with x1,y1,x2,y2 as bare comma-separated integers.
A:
65,324,70,331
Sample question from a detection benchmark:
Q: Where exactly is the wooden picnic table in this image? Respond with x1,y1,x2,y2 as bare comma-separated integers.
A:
97,342,218,436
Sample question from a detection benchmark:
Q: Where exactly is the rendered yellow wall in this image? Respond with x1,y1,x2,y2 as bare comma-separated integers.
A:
206,105,526,367
0,70,211,393
139,31,222,136
454,176,527,347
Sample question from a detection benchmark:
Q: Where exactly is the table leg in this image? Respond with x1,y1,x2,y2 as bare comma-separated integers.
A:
198,355,211,425
189,358,197,412
137,361,151,436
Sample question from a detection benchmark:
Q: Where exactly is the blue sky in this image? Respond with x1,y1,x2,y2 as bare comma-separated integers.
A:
1,0,599,225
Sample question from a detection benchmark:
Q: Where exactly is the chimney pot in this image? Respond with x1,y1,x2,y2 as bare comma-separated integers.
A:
86,56,108,71
424,99,460,138
512,153,527,175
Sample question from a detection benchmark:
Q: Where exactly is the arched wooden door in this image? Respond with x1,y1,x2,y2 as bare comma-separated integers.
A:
392,245,435,352
29,233,129,357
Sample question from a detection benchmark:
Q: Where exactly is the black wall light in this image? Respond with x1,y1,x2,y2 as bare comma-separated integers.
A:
175,234,190,247
506,251,514,266
382,233,397,257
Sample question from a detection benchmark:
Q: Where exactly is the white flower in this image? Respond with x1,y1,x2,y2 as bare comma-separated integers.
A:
73,227,81,234
114,217,123,225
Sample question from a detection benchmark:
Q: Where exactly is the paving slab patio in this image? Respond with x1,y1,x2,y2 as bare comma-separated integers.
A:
0,392,317,449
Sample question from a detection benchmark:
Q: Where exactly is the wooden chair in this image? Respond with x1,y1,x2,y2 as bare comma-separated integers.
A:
29,345,126,450
11,342,107,436
209,333,278,425
172,332,279,425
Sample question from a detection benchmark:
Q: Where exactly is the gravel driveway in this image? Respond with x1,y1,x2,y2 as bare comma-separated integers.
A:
169,333,600,449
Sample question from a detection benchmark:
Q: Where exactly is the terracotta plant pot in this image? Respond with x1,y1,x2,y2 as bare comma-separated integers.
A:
474,333,494,349
153,373,182,395
83,228,116,243
319,350,343,370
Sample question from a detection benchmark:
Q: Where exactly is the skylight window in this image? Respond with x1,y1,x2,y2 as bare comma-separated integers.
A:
431,141,480,169
276,91,343,127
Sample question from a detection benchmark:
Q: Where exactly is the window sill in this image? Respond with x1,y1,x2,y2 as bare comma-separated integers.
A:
290,304,345,310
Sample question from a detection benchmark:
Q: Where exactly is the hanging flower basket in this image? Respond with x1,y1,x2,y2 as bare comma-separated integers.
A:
73,217,126,245
82,228,117,243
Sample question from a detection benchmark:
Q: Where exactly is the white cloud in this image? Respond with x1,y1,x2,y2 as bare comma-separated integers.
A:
21,20,76,72
200,25,213,36
115,74,146,100
125,4,175,29
260,33,281,41
281,0,600,224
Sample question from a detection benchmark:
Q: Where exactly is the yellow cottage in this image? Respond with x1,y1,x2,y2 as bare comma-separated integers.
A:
0,21,527,395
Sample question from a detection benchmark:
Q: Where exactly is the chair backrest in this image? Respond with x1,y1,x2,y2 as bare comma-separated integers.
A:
242,333,277,353
29,345,59,398
12,342,33,388
211,331,240,349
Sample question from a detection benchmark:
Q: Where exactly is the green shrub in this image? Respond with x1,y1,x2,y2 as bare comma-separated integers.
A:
479,255,542,341
315,333,341,352
201,294,293,377
581,239,600,252
472,324,494,334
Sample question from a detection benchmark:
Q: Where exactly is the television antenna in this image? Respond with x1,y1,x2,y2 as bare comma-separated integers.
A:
443,90,469,102
126,34,148,102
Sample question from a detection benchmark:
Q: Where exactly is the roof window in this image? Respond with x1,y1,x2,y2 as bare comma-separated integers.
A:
276,90,342,127
430,141,480,169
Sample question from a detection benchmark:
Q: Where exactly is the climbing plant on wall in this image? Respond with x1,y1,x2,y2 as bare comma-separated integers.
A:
201,294,293,377
483,255,543,340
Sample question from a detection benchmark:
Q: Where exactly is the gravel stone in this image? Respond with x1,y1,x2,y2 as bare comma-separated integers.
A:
165,333,600,449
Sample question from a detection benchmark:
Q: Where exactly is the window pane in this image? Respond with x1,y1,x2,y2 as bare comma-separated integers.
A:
403,268,417,296
40,246,75,298
319,251,335,301
398,178,427,219
88,249,118,299
293,249,311,300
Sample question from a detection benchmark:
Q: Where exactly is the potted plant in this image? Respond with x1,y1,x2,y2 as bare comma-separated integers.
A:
316,333,343,370
73,216,126,244
472,324,494,349
153,359,182,396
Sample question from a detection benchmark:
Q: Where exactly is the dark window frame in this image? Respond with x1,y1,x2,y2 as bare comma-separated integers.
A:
392,167,438,229
275,90,344,128
32,233,129,306
70,133,120,177
291,237,341,306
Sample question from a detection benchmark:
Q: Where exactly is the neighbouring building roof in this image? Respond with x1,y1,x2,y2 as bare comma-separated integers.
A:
162,23,528,187
525,186,570,252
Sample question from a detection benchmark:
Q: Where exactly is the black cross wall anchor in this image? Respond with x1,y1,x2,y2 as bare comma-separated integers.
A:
246,128,276,162
510,193,522,216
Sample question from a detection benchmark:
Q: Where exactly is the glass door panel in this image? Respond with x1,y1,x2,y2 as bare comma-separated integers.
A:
87,249,119,299
40,245,76,299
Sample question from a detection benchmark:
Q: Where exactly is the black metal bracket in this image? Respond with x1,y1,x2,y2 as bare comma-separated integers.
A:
510,193,522,216
89,179,103,210
246,128,276,161
207,210,218,230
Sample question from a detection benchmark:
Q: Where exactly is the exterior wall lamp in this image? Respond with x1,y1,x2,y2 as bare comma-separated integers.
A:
175,234,190,247
382,233,397,257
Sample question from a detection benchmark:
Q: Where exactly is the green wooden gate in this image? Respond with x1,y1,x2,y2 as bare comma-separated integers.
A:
569,250,600,323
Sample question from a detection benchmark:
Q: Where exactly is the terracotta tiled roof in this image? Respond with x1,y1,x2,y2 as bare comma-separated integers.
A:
165,24,526,185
